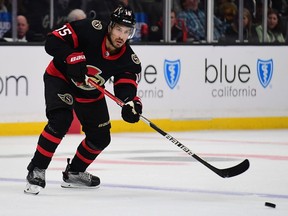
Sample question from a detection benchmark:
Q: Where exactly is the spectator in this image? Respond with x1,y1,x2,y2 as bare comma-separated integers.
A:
21,0,82,42
0,0,11,39
218,2,238,31
149,10,187,42
0,0,7,12
254,8,285,43
2,15,32,42
67,8,86,22
177,0,225,41
219,8,257,43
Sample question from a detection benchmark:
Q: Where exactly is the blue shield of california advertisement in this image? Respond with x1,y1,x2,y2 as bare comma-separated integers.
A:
257,59,273,88
164,59,181,89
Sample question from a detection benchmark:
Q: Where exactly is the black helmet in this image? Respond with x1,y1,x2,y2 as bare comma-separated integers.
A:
110,5,136,28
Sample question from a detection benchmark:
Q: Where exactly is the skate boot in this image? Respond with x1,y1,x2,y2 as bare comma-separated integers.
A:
24,162,46,195
61,158,100,189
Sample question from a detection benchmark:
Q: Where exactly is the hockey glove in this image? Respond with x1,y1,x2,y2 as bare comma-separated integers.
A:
121,99,142,123
66,52,88,84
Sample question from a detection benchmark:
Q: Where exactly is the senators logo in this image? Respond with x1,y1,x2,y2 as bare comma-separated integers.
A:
92,20,102,30
131,54,140,64
57,93,73,105
72,65,105,90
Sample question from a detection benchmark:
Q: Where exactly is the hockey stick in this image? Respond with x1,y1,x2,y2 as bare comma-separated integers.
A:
87,78,250,178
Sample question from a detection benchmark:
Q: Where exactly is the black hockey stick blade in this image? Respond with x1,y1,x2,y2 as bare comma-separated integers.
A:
144,116,250,178
193,154,250,178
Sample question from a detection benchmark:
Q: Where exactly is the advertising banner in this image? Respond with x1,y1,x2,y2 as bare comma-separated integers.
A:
0,45,287,123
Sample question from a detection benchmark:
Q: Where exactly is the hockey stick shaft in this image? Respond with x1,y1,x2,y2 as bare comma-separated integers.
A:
87,78,249,178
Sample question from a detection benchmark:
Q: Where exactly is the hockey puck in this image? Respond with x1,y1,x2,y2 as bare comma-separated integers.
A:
265,202,276,208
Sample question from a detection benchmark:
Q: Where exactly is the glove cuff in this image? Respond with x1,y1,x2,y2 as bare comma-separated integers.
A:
66,52,86,64
133,96,142,104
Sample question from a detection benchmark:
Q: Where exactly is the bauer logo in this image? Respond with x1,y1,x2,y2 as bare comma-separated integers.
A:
257,59,273,88
164,59,181,89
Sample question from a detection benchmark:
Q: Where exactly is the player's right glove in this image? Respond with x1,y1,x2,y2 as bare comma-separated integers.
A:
121,98,142,123
66,52,88,84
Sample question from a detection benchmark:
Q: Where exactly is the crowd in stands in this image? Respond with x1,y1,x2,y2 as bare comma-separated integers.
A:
0,0,287,44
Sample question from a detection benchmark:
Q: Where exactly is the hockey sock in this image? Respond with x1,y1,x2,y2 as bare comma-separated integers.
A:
31,124,64,169
70,139,103,172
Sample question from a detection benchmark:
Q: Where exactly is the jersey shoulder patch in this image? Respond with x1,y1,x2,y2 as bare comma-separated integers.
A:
91,20,103,30
131,53,141,65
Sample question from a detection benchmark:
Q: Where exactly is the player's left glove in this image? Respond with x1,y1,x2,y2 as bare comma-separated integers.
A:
121,98,142,123
66,52,87,84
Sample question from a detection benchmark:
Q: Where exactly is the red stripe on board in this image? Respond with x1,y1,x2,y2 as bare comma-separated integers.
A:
67,111,81,134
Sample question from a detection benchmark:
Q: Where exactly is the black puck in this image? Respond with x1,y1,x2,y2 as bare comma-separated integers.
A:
265,202,276,208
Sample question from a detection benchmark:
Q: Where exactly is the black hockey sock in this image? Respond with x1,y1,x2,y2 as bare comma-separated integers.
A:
31,124,63,169
70,139,102,172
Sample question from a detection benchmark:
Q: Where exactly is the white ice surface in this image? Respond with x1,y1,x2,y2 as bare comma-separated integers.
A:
0,130,287,216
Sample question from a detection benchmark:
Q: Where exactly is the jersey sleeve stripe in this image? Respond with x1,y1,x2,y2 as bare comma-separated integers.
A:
46,61,68,81
66,23,79,48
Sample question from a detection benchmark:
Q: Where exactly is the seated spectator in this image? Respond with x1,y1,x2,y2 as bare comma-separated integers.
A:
149,10,187,42
21,0,82,42
219,8,257,43
67,9,86,22
2,15,34,42
254,8,285,43
177,0,225,41
218,2,238,31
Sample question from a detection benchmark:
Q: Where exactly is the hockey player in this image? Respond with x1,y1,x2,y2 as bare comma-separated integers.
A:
24,4,142,195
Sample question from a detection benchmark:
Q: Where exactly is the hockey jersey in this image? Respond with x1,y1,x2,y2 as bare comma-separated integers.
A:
45,18,141,103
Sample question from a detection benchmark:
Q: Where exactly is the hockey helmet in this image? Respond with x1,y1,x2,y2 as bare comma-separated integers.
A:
110,5,136,38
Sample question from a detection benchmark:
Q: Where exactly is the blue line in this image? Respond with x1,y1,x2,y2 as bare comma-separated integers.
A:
2,177,287,199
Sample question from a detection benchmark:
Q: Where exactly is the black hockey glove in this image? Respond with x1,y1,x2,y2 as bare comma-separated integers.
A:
121,99,142,123
66,52,88,84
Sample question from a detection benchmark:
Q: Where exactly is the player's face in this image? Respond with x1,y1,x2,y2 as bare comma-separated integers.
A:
109,23,132,48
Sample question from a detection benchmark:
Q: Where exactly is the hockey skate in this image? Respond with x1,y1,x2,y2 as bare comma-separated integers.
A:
61,158,100,189
24,162,46,195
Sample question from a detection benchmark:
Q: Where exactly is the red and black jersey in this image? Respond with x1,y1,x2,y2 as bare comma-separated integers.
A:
45,19,141,103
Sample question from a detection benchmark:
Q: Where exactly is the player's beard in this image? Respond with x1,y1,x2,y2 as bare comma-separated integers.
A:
107,34,123,52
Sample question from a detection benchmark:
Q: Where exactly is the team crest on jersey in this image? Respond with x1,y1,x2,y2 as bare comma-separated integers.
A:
57,93,73,105
131,54,140,64
164,59,181,89
92,20,102,30
257,59,273,88
72,65,105,90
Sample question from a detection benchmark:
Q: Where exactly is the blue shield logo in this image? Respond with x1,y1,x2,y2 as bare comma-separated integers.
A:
257,59,273,88
164,59,181,89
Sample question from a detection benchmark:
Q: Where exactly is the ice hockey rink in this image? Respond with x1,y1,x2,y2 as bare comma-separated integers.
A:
0,129,287,216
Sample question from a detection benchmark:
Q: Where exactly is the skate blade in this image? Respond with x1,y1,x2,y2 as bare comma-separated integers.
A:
24,183,42,195
61,181,100,189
